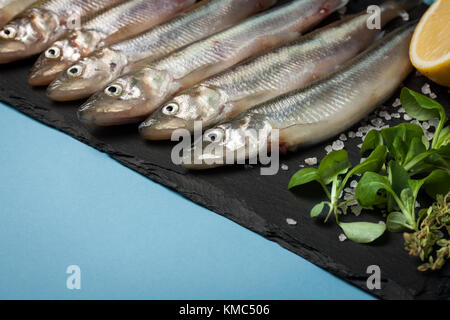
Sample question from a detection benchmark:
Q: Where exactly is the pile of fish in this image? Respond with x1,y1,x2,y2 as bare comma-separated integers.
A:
0,0,422,169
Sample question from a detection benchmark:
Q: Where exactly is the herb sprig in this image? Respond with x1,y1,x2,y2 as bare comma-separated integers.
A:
289,88,450,255
404,193,450,271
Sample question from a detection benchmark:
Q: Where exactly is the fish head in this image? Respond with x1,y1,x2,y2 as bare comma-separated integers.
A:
0,8,59,63
29,30,88,86
182,114,272,170
47,48,127,101
77,67,171,126
139,85,225,140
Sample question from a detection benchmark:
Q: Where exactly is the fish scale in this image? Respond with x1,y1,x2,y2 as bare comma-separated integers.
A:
114,0,275,63
156,0,346,82
76,0,347,126
250,24,415,144
29,0,195,85
47,0,275,101
140,0,418,140
182,23,415,169
42,0,123,19
0,0,124,63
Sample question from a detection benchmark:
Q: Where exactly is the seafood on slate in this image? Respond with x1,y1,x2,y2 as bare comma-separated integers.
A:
47,0,278,101
140,0,418,140
182,23,415,169
0,0,124,63
0,0,39,27
77,0,347,126
29,0,196,86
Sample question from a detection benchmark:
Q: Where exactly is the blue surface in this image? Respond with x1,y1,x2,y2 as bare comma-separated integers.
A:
0,102,373,299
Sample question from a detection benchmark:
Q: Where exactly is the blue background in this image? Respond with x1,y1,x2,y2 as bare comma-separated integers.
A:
0,102,374,299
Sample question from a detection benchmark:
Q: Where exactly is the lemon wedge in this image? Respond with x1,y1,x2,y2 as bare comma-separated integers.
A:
410,0,450,87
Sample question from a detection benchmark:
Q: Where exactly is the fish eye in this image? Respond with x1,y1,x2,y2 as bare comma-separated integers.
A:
104,84,123,97
45,47,61,59
162,103,179,115
205,129,224,143
0,26,17,39
67,65,83,77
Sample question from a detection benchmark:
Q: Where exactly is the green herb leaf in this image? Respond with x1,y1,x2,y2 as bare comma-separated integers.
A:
386,211,409,232
400,87,446,122
318,150,351,185
424,145,450,173
339,221,386,243
288,168,320,189
351,146,387,176
436,126,450,148
361,130,384,152
311,201,329,218
404,137,427,166
342,146,387,188
422,170,450,199
381,123,424,164
356,172,393,207
389,160,411,197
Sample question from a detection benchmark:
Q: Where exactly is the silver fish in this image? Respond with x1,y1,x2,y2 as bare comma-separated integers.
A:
78,0,347,126
0,0,39,27
141,0,417,140
29,0,195,86
47,0,277,101
0,0,124,64
183,23,415,169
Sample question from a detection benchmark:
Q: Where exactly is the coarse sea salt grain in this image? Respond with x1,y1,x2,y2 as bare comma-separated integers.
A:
430,92,437,99
286,218,297,226
357,143,363,149
399,11,409,21
348,131,356,138
379,111,392,121
344,193,354,201
281,164,289,171
305,157,317,166
404,114,412,121
378,221,385,225
421,121,430,130
425,130,434,141
350,180,358,188
351,205,362,216
422,83,431,95
429,118,440,128
392,98,401,107
325,145,333,154
339,233,347,242
391,113,401,119
339,133,347,141
332,140,344,150
371,118,384,128
347,200,358,207
398,107,405,113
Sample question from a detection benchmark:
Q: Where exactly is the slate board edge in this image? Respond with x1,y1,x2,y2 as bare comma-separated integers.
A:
3,94,446,300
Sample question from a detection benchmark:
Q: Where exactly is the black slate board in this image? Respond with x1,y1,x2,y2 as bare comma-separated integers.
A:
1,0,449,300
